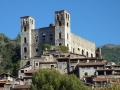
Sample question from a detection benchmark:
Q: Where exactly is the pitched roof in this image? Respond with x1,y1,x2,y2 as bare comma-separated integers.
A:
77,62,105,66
24,70,37,74
39,62,57,64
23,76,32,79
17,65,31,70
0,87,4,90
93,78,116,82
13,85,30,89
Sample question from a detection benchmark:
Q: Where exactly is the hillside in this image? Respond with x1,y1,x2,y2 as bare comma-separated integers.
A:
0,33,21,76
101,44,120,64
0,33,120,75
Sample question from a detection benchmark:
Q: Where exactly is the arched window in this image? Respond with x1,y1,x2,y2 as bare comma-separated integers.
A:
24,37,27,43
68,14,69,20
24,47,27,53
66,13,67,19
59,32,61,39
91,53,93,58
24,26,26,32
59,21,61,26
86,52,88,57
67,22,69,27
57,15,59,20
82,50,84,55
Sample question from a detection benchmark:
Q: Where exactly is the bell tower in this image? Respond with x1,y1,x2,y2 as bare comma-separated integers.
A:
55,10,71,51
20,16,35,60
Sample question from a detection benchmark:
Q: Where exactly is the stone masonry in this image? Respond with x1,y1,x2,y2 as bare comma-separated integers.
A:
20,10,95,67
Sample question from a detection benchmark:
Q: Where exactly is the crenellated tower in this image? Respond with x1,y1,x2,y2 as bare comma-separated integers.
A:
20,16,35,60
55,10,71,51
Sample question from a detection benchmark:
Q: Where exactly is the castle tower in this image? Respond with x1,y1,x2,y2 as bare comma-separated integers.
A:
20,16,35,60
55,10,71,51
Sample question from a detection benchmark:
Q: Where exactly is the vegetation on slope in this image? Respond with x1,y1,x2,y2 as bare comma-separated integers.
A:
101,44,120,64
0,33,21,76
31,69,88,90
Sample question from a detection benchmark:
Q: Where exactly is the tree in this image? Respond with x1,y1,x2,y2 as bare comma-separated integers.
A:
57,46,69,52
42,44,51,51
31,69,88,90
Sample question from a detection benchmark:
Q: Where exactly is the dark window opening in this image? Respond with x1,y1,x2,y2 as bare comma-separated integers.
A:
36,63,38,66
51,65,54,69
24,56,27,59
86,52,88,57
21,70,24,73
57,15,59,20
85,72,88,76
50,33,53,36
26,21,29,25
43,39,45,42
35,34,38,38
67,22,69,27
82,50,84,55
66,13,67,19
67,33,68,39
98,71,104,75
91,54,93,57
59,43,61,46
68,14,69,20
36,39,38,42
42,33,46,37
50,38,53,41
24,26,26,32
24,47,27,53
78,48,80,51
24,37,27,43
59,21,61,26
32,20,33,24
36,49,38,52
59,33,61,39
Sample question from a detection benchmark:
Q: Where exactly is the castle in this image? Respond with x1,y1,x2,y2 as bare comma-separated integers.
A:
20,10,95,67
0,10,120,90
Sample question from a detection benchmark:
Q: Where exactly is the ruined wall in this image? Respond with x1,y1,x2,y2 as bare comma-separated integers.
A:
30,26,55,58
71,33,95,57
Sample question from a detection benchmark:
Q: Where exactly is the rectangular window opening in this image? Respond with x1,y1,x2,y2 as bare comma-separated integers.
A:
21,70,24,73
59,43,62,46
36,49,38,52
24,47,27,53
24,26,26,32
59,33,61,39
36,63,38,66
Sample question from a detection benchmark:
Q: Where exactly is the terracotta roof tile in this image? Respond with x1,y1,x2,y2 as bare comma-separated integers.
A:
0,87,4,90
17,65,31,70
23,76,32,79
13,85,30,89
93,78,116,82
24,70,37,74
77,62,105,66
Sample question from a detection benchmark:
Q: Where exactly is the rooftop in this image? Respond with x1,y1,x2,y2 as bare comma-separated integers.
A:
77,62,106,66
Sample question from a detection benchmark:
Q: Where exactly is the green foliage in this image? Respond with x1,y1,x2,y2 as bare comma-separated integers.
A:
31,69,88,90
0,33,21,76
42,44,51,51
57,46,69,52
101,44,120,64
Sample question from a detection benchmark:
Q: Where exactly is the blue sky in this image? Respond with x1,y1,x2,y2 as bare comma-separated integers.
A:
0,0,120,46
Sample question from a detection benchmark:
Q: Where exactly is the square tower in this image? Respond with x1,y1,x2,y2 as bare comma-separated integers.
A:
55,10,71,51
20,16,35,60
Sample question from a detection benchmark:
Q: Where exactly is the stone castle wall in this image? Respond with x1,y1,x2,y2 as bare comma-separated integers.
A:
71,33,95,57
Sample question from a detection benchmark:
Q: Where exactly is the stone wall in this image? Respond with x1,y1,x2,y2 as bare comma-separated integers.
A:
71,33,95,57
